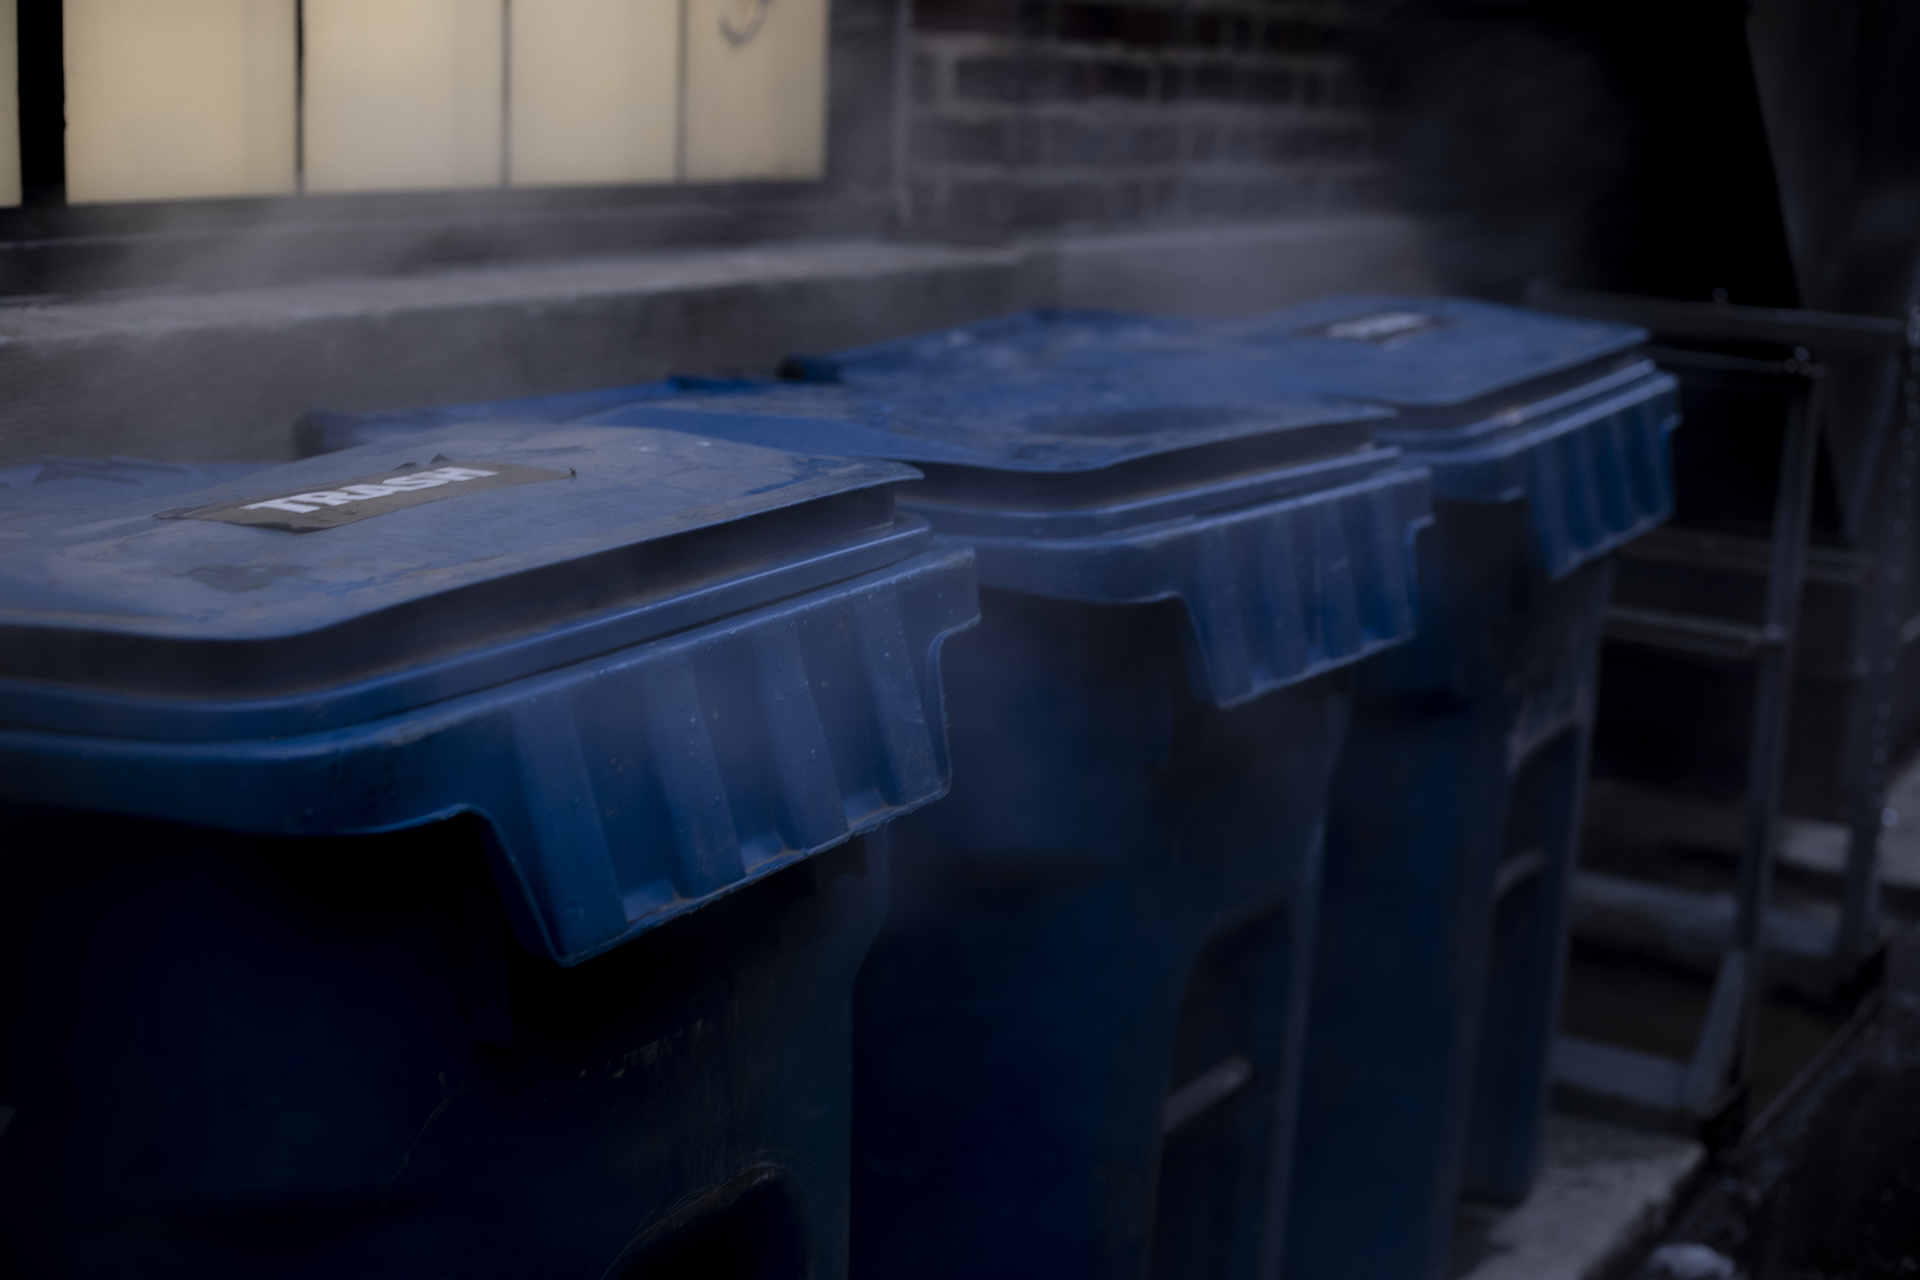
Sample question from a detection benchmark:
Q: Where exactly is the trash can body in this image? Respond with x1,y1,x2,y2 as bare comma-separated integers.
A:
291,369,1432,1280
857,592,1348,1280
0,427,978,1279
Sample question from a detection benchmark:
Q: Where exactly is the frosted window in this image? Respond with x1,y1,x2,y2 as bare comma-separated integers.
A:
37,0,825,206
0,0,17,207
62,0,296,204
683,0,827,182
303,0,505,193
510,0,677,186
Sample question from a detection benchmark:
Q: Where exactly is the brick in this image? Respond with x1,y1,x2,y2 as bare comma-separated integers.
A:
942,179,1015,227
906,176,945,223
955,56,1024,100
1240,65,1295,103
1014,117,1181,165
1013,116,1083,164
1259,19,1341,54
1259,124,1310,162
914,117,1012,163
1087,61,1153,99
1190,62,1240,101
1186,121,1222,161
1145,176,1181,218
1109,180,1147,222
1181,172,1314,218
1009,181,1113,227
1056,3,1246,51
900,0,1375,235
1324,168,1389,207
1250,124,1368,163
1054,2,1126,44
914,0,1050,37
1130,122,1182,164
959,55,1152,102
1117,7,1185,48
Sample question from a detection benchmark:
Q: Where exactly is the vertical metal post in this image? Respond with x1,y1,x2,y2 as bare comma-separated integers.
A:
1836,343,1917,966
1732,366,1823,1089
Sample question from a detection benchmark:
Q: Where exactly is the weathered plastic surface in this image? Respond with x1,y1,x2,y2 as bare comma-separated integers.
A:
855,598,1347,1280
1290,508,1615,1280
0,455,275,507
0,424,979,1278
295,382,686,458
294,347,1434,1280
1198,295,1680,580
0,816,894,1279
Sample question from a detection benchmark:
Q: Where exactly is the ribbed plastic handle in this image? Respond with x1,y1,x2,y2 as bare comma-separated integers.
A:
1403,373,1680,580
0,549,980,965
960,468,1432,708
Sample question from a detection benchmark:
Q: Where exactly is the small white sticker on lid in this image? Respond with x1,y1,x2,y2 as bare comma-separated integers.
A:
1315,311,1444,344
158,460,570,532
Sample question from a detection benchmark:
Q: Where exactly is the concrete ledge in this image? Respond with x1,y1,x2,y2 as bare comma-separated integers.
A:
0,214,1435,465
1041,213,1437,315
0,242,1027,465
1452,1113,1706,1280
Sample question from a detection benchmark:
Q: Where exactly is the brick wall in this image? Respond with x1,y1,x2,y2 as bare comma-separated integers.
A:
903,0,1383,232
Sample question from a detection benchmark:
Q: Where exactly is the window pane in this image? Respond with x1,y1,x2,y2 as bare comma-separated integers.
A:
63,0,296,204
0,0,17,207
509,0,677,187
683,0,827,182
304,0,505,194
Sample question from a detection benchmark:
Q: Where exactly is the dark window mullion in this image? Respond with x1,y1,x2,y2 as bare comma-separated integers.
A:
295,0,305,193
17,0,64,206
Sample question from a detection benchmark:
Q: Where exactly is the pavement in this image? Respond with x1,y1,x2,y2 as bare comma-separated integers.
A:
1451,1113,1706,1280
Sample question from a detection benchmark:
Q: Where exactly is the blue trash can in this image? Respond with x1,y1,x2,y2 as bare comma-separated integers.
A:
787,297,1679,1279
1169,297,1678,1280
297,367,1433,1280
0,425,978,1278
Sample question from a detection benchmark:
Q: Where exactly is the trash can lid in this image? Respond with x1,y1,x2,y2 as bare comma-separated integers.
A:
0,424,925,736
785,299,1678,579
576,369,1394,534
1178,294,1651,416
569,375,1426,708
0,457,278,510
787,296,1652,428
1188,295,1680,576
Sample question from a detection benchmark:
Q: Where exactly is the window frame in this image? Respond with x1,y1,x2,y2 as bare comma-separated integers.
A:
1,0,901,298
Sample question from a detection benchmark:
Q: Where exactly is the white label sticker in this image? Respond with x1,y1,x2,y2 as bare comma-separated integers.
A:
159,460,569,532
1315,311,1444,344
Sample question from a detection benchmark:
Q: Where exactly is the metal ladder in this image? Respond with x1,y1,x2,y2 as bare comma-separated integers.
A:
1533,290,1911,1129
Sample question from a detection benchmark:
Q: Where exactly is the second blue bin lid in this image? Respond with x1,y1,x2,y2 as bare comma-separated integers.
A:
786,296,1681,579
